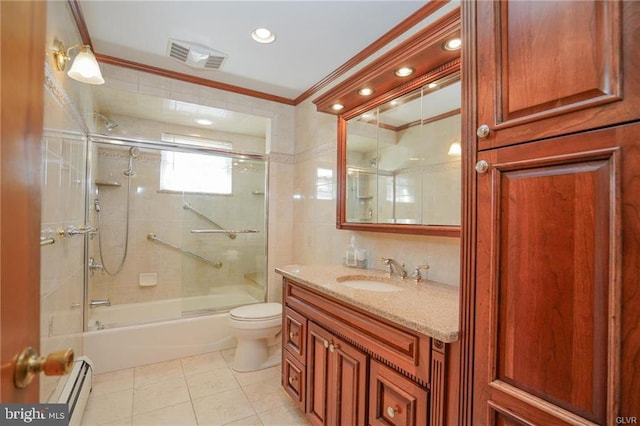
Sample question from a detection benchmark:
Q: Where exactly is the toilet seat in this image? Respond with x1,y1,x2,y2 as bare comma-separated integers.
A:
230,302,282,322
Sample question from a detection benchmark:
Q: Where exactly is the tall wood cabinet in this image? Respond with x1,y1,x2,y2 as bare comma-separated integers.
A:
467,1,640,424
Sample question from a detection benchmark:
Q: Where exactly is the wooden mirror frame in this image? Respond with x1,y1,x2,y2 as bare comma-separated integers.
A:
336,59,461,237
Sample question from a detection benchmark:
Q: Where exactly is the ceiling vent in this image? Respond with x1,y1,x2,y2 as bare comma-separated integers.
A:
166,39,227,70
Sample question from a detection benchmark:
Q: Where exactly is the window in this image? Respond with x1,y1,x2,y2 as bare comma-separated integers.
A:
160,134,232,194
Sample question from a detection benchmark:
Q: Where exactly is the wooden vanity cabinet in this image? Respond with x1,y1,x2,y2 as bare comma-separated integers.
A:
281,277,456,425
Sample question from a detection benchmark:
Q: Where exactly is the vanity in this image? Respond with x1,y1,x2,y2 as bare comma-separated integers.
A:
276,265,460,426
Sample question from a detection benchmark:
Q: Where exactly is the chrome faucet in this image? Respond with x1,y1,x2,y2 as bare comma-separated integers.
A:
88,257,103,276
381,257,407,279
89,299,111,308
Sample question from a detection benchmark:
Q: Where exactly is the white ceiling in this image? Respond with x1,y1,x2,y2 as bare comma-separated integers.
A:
79,1,429,100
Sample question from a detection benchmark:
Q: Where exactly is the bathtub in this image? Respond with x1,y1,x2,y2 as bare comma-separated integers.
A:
84,292,261,373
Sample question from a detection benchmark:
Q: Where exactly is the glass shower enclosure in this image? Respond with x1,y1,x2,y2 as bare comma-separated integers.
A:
85,136,267,330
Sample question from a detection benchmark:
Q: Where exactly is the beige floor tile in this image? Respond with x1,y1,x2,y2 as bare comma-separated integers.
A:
220,348,235,365
91,368,134,396
222,414,264,426
192,388,256,426
134,359,184,388
257,401,310,426
133,376,191,415
181,351,228,376
81,388,133,426
185,367,239,399
131,401,197,426
232,366,280,387
96,417,132,426
242,375,291,413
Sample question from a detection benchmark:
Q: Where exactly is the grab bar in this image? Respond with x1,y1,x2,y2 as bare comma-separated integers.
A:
147,233,223,269
182,202,237,239
40,236,55,246
190,229,259,234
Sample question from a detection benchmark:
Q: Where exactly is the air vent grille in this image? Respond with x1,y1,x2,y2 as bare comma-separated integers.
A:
166,39,226,70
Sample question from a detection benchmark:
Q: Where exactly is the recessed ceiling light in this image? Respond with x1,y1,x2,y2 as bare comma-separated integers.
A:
252,28,276,44
443,37,462,51
358,87,374,96
331,103,344,111
195,118,213,125
394,67,415,78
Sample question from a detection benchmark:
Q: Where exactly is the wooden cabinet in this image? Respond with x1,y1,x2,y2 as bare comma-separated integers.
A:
306,322,367,426
475,0,640,150
281,277,458,425
467,0,640,423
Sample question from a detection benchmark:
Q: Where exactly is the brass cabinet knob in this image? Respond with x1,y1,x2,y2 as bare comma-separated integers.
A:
475,160,490,174
329,343,340,353
14,347,74,388
387,405,401,418
323,340,329,349
289,331,297,339
288,376,297,385
476,124,491,138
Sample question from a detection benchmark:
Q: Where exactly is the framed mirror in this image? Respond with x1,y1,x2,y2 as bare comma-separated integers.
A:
337,68,461,237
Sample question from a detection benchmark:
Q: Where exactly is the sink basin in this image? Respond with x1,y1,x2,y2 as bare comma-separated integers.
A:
336,275,402,292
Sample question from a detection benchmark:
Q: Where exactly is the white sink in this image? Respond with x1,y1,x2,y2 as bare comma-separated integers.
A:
336,275,402,292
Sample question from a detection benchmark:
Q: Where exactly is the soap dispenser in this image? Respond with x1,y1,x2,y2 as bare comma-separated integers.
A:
345,235,357,267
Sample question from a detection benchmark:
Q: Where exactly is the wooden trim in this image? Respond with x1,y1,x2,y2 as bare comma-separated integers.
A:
294,0,451,104
95,54,296,105
458,0,477,424
67,0,93,48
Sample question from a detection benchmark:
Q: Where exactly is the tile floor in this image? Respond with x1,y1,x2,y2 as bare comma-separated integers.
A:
81,348,310,426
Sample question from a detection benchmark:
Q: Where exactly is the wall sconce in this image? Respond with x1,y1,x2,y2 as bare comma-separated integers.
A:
448,140,462,156
52,39,105,85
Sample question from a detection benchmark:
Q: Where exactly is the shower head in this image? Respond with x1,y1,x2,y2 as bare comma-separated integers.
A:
95,113,119,132
129,147,140,158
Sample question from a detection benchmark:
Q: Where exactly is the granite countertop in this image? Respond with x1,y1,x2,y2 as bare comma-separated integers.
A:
275,264,460,343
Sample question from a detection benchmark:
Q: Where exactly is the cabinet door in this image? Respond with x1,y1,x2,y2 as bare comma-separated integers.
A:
476,0,640,149
328,335,367,426
473,125,636,424
370,360,428,426
307,322,332,426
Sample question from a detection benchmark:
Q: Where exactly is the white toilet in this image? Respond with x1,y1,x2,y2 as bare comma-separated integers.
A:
228,302,282,372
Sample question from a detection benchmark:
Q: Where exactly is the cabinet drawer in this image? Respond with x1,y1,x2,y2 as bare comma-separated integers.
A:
282,351,306,412
369,360,428,426
283,306,306,363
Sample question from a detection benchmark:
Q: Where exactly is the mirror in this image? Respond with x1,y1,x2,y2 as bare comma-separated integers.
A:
338,70,461,237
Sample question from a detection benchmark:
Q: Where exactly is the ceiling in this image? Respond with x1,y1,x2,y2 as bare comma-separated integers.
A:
79,1,430,100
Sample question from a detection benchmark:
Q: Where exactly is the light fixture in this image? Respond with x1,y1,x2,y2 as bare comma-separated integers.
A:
394,67,415,78
358,87,374,96
331,103,344,111
251,28,276,44
195,118,213,126
428,82,438,89
442,37,462,51
52,40,104,85
448,140,462,156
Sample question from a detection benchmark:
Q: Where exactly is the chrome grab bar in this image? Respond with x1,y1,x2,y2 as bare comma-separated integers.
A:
40,237,55,246
147,233,223,269
182,202,239,239
190,229,259,234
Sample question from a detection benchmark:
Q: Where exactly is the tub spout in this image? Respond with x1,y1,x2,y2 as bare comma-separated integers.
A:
90,299,111,308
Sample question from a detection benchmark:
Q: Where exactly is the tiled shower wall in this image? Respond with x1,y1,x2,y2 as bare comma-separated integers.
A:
88,145,267,306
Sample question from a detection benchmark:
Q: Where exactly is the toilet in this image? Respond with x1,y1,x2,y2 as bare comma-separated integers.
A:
228,302,282,372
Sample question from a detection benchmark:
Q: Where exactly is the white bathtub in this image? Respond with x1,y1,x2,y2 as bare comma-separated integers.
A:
84,292,261,373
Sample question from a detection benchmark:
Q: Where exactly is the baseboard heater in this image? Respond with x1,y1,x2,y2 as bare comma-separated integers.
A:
57,356,93,426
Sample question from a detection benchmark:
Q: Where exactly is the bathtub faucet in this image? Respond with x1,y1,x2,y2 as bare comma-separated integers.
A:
88,257,103,276
90,299,111,308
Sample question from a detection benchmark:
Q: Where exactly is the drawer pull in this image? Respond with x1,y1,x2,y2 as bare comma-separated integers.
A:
387,406,400,418
288,376,297,385
289,331,297,339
